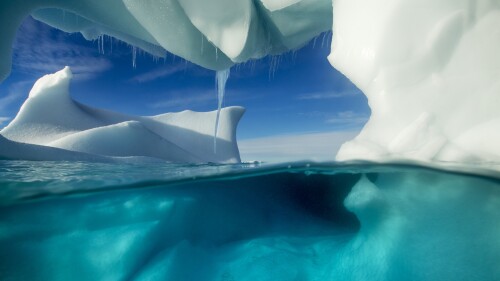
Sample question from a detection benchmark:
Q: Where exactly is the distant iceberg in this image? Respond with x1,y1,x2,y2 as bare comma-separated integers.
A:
0,67,244,163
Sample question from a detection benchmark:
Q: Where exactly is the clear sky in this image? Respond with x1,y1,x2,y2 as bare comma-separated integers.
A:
0,16,369,162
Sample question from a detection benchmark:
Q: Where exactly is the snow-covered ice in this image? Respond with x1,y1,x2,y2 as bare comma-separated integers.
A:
0,67,244,163
330,0,500,166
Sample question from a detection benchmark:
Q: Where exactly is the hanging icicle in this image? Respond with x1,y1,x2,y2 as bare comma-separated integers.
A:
214,68,231,153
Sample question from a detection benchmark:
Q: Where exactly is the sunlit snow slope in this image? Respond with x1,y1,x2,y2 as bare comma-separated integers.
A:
330,0,500,165
0,67,244,163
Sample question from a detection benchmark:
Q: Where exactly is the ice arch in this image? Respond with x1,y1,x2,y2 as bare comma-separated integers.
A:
0,67,244,163
0,0,332,82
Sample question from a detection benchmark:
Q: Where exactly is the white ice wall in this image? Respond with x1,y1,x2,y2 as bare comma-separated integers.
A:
330,0,500,165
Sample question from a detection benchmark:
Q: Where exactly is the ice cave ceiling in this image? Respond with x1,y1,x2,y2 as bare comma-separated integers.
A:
0,0,333,82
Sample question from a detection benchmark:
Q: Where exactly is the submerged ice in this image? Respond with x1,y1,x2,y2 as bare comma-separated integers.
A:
0,67,244,163
0,163,499,281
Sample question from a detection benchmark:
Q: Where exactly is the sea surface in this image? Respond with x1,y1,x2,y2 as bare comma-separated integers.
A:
0,160,499,280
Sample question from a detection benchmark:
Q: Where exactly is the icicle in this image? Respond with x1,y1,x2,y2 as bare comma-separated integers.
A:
320,31,333,48
292,50,298,61
321,32,328,48
269,55,282,80
132,46,137,68
101,35,105,54
312,35,318,48
214,68,231,153
97,36,101,54
96,35,105,55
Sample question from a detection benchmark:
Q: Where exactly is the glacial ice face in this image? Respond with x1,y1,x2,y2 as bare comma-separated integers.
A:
0,0,332,81
0,67,244,163
330,0,500,164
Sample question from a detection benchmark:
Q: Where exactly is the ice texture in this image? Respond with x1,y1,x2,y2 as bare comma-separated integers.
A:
0,67,244,163
0,0,332,81
330,0,500,165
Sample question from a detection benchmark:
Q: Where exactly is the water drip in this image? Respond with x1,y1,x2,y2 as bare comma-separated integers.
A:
214,68,231,153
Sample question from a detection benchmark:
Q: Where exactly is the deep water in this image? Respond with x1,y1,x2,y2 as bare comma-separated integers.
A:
0,161,499,281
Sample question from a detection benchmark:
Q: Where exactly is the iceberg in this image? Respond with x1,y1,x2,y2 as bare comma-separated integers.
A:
0,0,332,164
0,1,499,281
1,0,497,168
0,67,244,163
330,0,500,165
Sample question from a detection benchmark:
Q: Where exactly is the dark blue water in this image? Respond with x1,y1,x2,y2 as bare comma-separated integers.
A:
0,160,499,281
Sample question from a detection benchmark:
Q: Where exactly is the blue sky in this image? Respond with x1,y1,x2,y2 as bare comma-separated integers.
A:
0,17,369,161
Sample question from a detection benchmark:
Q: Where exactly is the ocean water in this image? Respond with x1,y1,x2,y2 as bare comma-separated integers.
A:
0,160,499,281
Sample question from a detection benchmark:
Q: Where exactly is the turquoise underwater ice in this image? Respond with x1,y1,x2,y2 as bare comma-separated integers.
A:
0,161,499,281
